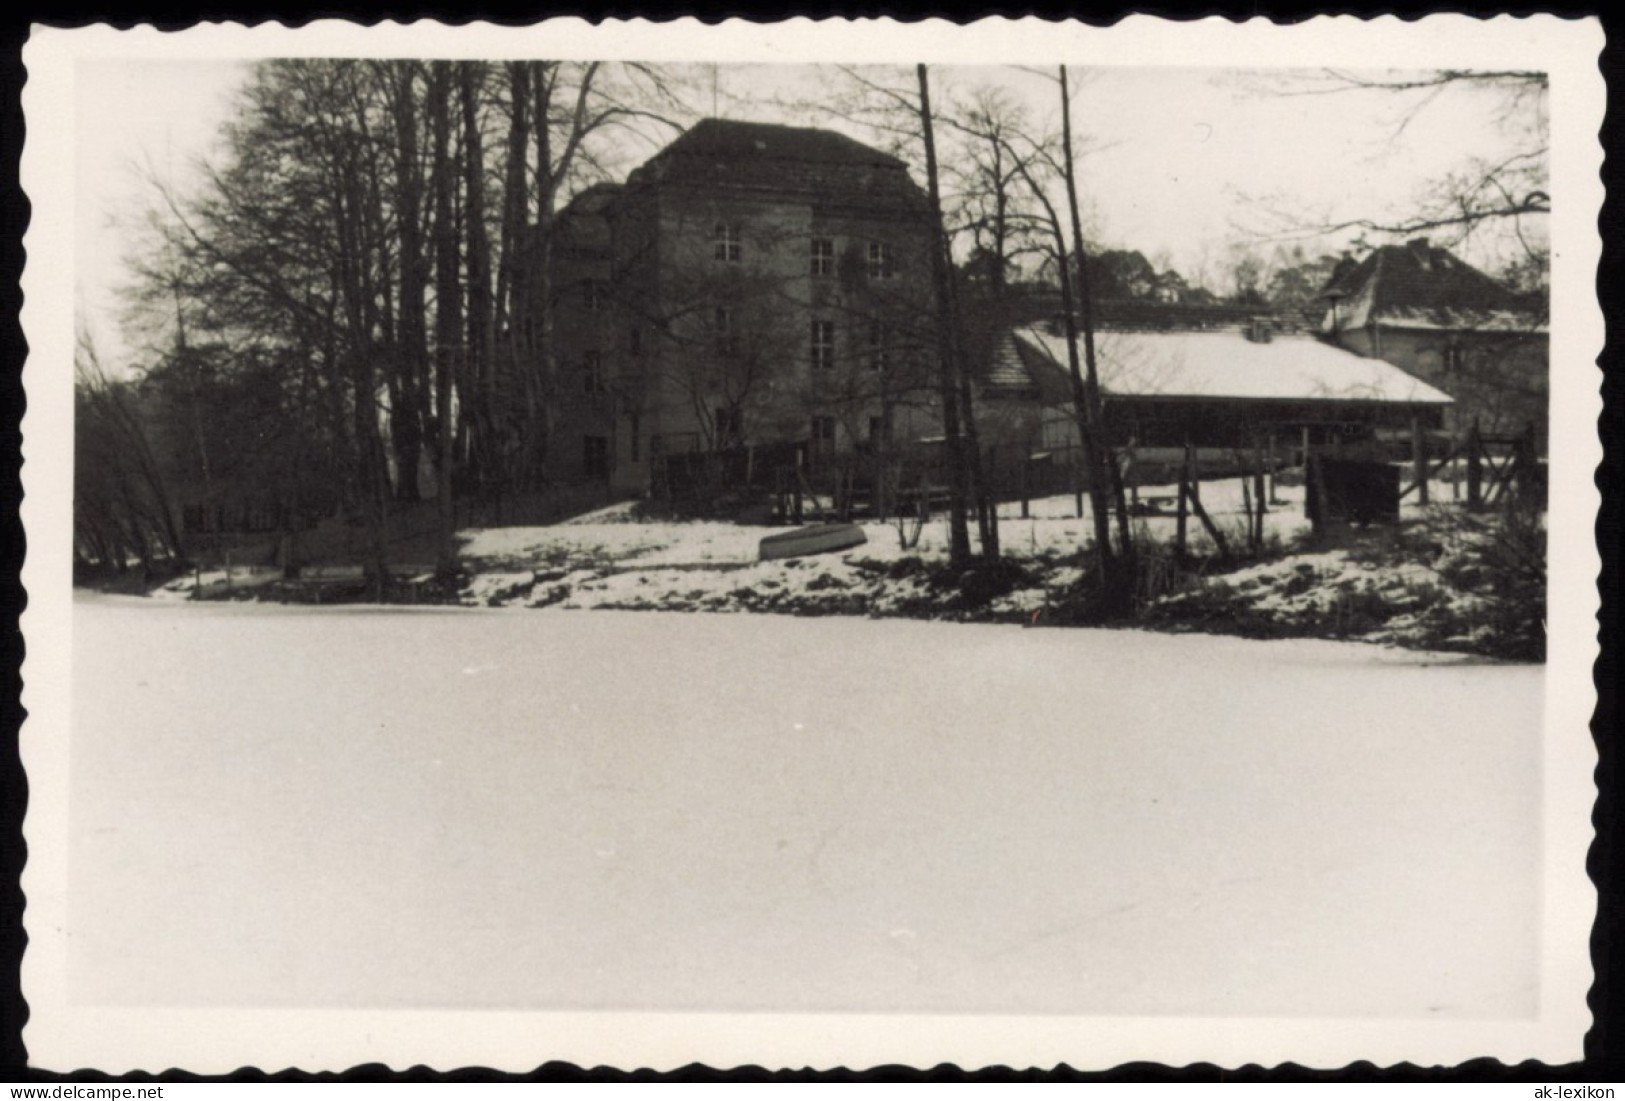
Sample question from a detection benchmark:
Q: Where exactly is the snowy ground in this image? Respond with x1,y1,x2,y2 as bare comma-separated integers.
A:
145,477,1532,659
458,478,1313,573
440,480,1308,618
70,594,1540,1017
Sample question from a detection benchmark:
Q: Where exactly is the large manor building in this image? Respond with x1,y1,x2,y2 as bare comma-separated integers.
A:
516,118,940,492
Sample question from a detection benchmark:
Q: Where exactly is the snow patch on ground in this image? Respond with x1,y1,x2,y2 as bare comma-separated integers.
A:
1149,510,1538,657
149,480,1537,660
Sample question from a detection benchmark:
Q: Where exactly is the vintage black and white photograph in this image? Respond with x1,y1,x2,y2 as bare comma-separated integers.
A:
19,16,1603,1071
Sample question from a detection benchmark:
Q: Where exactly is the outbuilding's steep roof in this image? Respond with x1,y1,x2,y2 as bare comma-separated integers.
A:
1322,239,1545,334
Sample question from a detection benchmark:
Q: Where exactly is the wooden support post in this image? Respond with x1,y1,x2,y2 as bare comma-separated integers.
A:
1020,455,1030,520
1184,442,1228,560
1188,477,1230,561
1126,440,1139,512
1466,419,1483,511
1306,437,1323,539
1267,431,1279,504
1514,421,1537,501
1071,449,1084,520
1411,414,1428,507
1252,448,1267,547
1253,438,1267,518
984,447,1000,542
1240,465,1254,552
1451,446,1461,502
1175,473,1189,559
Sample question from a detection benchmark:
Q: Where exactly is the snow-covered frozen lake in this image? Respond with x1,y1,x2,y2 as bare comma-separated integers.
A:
69,594,1541,1018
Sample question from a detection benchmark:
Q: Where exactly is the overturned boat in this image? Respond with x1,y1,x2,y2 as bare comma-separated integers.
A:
758,522,867,562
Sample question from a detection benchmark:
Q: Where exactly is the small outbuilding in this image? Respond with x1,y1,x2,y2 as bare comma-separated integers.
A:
1006,320,1454,456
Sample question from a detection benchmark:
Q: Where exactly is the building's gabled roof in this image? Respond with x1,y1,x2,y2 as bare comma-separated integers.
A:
984,333,1040,394
1321,238,1546,334
625,118,926,211
559,182,623,218
657,118,906,168
1013,325,1454,407
549,182,619,259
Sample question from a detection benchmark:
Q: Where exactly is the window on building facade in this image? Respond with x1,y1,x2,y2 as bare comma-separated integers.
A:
869,322,890,372
1445,343,1467,373
810,415,837,452
714,222,742,262
714,406,742,448
712,306,739,355
869,415,887,444
584,280,608,311
582,350,606,394
810,237,834,277
583,435,610,479
867,241,896,280
811,319,835,371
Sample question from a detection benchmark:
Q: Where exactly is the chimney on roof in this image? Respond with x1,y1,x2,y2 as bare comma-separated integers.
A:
1407,236,1435,271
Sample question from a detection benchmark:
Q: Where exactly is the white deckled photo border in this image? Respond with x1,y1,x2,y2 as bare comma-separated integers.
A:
19,14,1605,1072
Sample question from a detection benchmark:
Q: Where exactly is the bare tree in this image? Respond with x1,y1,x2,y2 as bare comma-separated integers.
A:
1247,69,1549,263
967,67,1134,593
943,84,1049,295
812,64,1001,564
916,64,981,567
73,327,185,578
127,60,410,585
379,60,431,508
117,57,699,587
511,61,692,491
428,60,463,577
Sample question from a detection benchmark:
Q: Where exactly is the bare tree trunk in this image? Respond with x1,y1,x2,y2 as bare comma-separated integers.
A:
1059,64,1128,598
947,262,998,561
529,61,578,491
334,148,391,593
461,62,496,500
916,64,972,569
430,61,462,578
391,61,430,505
496,61,531,340
493,62,533,492
991,138,1009,297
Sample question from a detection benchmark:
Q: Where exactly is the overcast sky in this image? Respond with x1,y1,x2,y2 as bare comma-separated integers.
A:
75,57,1539,369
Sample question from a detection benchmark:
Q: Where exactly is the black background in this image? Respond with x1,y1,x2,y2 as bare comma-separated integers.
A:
0,0,1617,1081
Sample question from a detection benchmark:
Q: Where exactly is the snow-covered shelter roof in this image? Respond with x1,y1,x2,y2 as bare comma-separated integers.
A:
1013,326,1454,406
